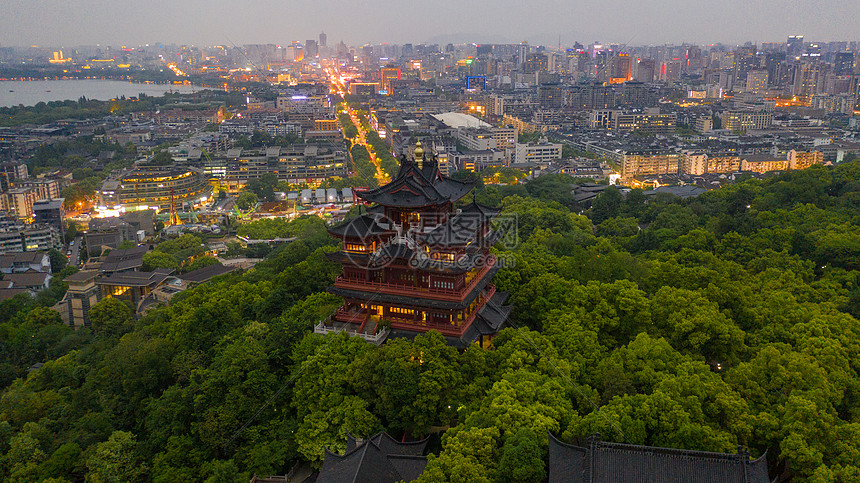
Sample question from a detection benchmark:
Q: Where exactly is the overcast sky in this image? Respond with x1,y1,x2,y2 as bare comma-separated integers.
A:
2,0,857,48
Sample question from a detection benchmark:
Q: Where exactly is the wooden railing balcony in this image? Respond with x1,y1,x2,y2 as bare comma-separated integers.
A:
314,321,388,345
333,255,496,301
324,283,497,340
389,284,496,337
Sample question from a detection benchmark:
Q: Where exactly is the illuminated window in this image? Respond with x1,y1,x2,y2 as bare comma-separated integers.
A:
344,243,371,252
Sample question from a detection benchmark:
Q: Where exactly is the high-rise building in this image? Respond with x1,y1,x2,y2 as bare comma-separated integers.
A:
787,35,804,60
834,52,855,76
794,59,822,102
746,69,769,93
733,45,758,84
764,52,789,86
635,59,655,82
380,67,401,95
517,42,529,65
319,32,327,48
660,60,681,82
610,53,632,83
523,52,548,74
33,199,66,244
305,40,318,58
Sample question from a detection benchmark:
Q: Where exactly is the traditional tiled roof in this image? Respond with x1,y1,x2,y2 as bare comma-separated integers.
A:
417,202,501,247
0,288,30,301
548,432,772,483
327,213,396,239
358,154,475,208
317,432,428,483
97,268,173,287
3,272,50,289
178,263,237,283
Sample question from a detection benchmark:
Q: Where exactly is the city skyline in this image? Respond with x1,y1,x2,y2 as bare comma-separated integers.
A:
2,0,859,48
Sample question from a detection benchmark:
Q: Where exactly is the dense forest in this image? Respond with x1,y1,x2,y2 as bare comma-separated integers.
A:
1,162,859,482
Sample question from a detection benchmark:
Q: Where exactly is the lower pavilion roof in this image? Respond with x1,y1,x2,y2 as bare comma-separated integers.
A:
317,432,429,483
416,202,502,247
548,432,771,483
327,213,396,239
327,263,500,310
325,234,502,275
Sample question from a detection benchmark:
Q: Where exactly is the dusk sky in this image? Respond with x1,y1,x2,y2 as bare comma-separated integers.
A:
3,0,858,48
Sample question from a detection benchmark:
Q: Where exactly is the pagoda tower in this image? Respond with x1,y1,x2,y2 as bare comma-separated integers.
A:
318,142,511,348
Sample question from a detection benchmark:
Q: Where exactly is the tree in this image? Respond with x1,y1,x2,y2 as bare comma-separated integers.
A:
590,186,623,224
247,174,278,202
237,192,258,211
148,150,174,166
142,251,178,272
183,256,219,274
47,249,68,273
65,221,80,243
496,428,545,483
86,431,147,482
88,297,134,337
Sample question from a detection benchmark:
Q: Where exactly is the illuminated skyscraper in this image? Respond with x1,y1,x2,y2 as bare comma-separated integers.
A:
794,59,821,102
746,69,768,94
733,45,758,84
787,35,804,60
834,52,855,75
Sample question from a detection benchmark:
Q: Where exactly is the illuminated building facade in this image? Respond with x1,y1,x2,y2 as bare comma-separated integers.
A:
319,143,510,348
102,166,210,212
380,67,401,95
97,269,173,309
788,150,824,170
721,110,774,131
621,152,680,178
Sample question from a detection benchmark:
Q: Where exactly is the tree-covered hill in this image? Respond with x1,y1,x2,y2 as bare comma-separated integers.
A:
1,161,859,482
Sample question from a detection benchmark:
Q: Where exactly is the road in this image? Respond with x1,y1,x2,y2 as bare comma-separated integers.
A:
326,66,389,184
69,235,83,266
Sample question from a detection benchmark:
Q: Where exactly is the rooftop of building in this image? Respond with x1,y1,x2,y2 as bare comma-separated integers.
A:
178,263,237,284
317,432,429,483
432,112,492,129
358,143,475,208
3,271,50,287
548,432,770,483
97,268,173,287
0,251,47,267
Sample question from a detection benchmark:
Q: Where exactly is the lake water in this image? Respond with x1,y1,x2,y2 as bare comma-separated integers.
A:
0,79,198,107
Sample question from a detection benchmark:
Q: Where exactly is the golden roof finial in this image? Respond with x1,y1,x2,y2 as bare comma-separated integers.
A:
414,141,424,169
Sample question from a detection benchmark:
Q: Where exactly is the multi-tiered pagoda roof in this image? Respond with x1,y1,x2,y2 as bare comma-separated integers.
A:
317,141,511,348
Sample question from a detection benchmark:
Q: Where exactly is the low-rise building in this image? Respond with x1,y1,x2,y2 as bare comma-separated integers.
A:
740,155,788,173
97,268,174,309
788,150,824,170
513,139,562,166
721,109,774,131
3,272,51,291
621,152,680,178
0,251,51,274
0,224,62,252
